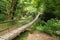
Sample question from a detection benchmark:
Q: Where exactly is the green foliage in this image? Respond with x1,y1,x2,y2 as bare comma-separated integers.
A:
0,0,45,23
15,31,29,40
24,6,37,13
45,0,60,19
30,18,60,37
30,18,43,31
42,19,60,37
0,14,7,21
0,0,11,13
0,0,60,38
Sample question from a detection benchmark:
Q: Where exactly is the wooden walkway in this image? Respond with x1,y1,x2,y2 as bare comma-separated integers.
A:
0,13,40,40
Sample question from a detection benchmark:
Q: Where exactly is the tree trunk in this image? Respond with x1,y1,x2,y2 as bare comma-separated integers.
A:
0,13,41,40
8,0,18,21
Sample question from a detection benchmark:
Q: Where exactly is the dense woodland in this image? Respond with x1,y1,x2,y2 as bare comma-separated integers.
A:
0,0,60,40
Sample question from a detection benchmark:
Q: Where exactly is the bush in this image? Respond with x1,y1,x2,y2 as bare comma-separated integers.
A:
0,14,7,22
30,18,60,37
39,19,60,37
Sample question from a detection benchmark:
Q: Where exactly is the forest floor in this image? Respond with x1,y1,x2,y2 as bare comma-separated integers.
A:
24,31,59,40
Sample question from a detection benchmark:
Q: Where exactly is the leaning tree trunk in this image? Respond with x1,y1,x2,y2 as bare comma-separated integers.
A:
7,0,18,21
0,13,41,40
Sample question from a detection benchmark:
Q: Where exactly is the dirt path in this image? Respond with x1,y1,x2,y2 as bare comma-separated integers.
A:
24,31,59,40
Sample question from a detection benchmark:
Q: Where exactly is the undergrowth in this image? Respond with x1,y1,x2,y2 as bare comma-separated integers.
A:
13,18,60,40
30,18,60,37
14,31,29,40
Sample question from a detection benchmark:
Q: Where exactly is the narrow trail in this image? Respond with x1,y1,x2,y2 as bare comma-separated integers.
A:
24,31,59,40
0,13,40,40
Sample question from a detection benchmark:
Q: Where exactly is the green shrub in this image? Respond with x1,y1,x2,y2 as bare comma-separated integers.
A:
39,19,60,37
0,14,7,21
30,18,60,37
